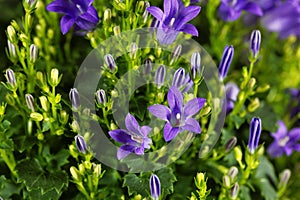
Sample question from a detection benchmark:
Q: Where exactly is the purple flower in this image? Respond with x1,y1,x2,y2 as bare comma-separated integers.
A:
225,82,239,114
46,0,99,34
150,174,161,200
172,67,193,92
248,117,262,154
108,113,152,160
147,0,201,44
75,135,88,154
219,45,234,81
261,1,300,38
148,86,205,142
218,0,263,22
267,121,300,157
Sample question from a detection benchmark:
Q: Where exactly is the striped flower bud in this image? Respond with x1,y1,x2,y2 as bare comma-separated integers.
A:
95,89,106,105
172,67,185,88
190,51,201,79
6,25,16,42
130,42,138,59
75,135,88,154
248,117,262,154
144,58,152,75
7,40,17,59
69,88,80,109
25,94,35,112
142,1,150,23
227,166,239,180
104,8,111,23
155,65,166,88
250,30,261,58
278,169,291,188
5,69,17,88
150,174,161,200
29,44,38,63
223,175,231,188
219,45,234,81
225,136,237,152
104,54,116,71
170,44,182,65
230,183,239,199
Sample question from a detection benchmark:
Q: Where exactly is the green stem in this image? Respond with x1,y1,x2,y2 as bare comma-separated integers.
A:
0,149,17,178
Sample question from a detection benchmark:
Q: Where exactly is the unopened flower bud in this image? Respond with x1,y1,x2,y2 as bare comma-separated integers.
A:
278,169,291,189
30,112,43,121
170,44,182,65
223,175,231,188
142,1,150,23
144,58,152,75
247,77,256,89
130,42,138,59
69,88,80,110
104,54,116,71
71,120,80,133
150,174,161,200
225,136,237,152
39,96,49,111
136,1,145,14
95,89,106,105
104,8,111,23
49,68,60,87
93,164,102,177
172,67,185,88
75,135,88,154
25,94,35,112
5,69,17,88
60,110,69,124
191,51,201,79
7,40,17,59
155,65,166,88
29,44,38,63
227,166,239,180
248,98,260,112
113,26,121,36
230,183,239,199
6,25,16,42
250,30,261,58
70,166,80,181
219,45,234,81
248,117,262,154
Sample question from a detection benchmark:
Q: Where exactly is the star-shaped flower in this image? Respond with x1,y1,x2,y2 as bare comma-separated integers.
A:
46,0,99,34
218,0,263,22
109,113,152,160
147,0,201,44
148,86,205,142
267,121,300,157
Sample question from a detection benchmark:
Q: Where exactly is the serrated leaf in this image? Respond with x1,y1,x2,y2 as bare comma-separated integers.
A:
0,139,14,150
123,173,149,197
27,188,61,200
0,175,21,199
13,135,37,153
16,159,68,194
42,120,51,132
239,186,251,200
252,103,278,132
230,114,245,129
156,167,177,196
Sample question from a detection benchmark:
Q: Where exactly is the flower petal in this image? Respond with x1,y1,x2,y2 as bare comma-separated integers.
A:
148,104,171,121
267,142,283,158
79,6,99,23
134,146,145,155
179,23,198,36
243,2,263,16
182,118,201,133
164,0,179,18
175,6,201,29
184,98,206,117
147,6,164,21
164,122,180,142
288,128,300,141
167,86,183,111
60,15,75,34
117,145,135,160
271,121,288,140
125,113,142,136
141,126,152,136
156,28,179,45
46,0,73,13
109,129,132,144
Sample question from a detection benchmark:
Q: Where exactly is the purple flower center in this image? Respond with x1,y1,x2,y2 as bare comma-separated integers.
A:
278,136,289,147
131,135,143,144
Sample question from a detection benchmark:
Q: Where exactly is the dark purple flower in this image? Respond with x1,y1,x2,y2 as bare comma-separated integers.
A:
267,121,300,157
261,1,300,38
148,86,205,142
75,135,88,154
248,117,262,154
218,0,263,22
219,45,234,81
147,0,201,44
150,174,161,200
46,0,99,34
172,67,193,92
109,113,152,160
225,82,239,114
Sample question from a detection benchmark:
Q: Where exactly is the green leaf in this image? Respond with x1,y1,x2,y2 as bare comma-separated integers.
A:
156,167,177,196
239,186,251,200
0,175,21,199
0,138,14,150
230,114,245,129
252,102,278,132
16,159,68,195
42,120,51,132
14,135,37,153
26,188,61,200
123,173,149,197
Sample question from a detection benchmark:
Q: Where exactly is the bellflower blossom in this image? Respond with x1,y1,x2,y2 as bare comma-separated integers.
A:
148,86,205,142
147,0,201,44
46,0,99,34
261,1,300,38
267,121,300,157
218,0,263,22
109,113,152,160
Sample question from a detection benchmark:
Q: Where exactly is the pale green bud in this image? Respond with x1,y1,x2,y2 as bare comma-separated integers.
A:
30,112,43,121
113,26,121,36
6,25,16,42
29,44,38,63
104,9,111,23
223,175,231,188
49,68,60,87
248,98,260,112
39,96,49,111
70,166,81,181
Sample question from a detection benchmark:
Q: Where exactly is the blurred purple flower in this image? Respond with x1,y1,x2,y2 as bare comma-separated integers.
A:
289,88,300,118
46,0,99,34
147,0,201,44
261,1,300,38
218,0,263,22
148,86,205,142
109,113,152,160
225,82,239,114
268,121,300,157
